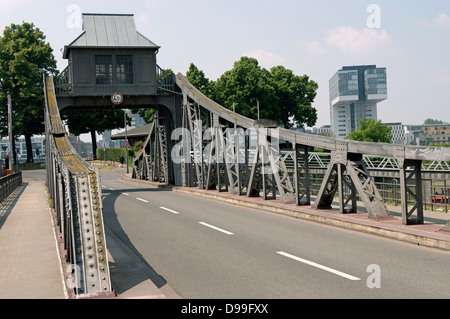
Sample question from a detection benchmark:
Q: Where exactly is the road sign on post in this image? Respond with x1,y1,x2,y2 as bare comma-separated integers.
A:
111,92,123,105
123,140,131,148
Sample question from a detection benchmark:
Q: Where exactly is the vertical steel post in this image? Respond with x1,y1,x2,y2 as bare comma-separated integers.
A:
125,110,129,174
7,94,13,172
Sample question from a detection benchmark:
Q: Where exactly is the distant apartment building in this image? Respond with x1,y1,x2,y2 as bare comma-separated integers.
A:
0,136,46,163
421,124,450,145
317,125,333,137
329,65,387,138
384,122,405,144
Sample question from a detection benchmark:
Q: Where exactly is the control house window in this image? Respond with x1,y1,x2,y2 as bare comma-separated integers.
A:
116,55,133,84
95,56,113,84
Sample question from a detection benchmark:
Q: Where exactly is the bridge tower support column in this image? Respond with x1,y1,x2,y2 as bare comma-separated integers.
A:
314,144,391,219
399,159,424,225
293,144,311,206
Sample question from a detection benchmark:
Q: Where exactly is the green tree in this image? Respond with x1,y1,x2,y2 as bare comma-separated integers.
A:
0,22,57,163
186,63,211,96
346,118,392,143
192,57,318,128
62,109,130,159
424,118,444,125
210,57,278,120
269,65,318,128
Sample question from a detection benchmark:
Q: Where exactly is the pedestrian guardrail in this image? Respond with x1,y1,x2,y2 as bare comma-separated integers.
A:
0,172,22,203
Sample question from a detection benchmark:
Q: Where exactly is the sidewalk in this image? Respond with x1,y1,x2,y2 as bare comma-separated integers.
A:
0,176,66,299
0,170,170,299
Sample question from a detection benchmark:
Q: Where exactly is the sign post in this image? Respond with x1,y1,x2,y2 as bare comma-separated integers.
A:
111,93,129,173
7,95,13,173
124,111,129,174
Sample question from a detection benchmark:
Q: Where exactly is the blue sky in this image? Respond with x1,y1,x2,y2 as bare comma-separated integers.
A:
1,0,449,128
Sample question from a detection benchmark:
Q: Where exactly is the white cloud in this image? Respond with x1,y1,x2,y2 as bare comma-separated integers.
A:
418,13,450,27
434,13,450,27
0,0,31,10
242,49,284,68
306,40,328,55
325,26,391,54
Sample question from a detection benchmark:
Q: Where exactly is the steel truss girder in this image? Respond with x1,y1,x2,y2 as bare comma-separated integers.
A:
314,151,390,219
132,111,170,184
294,145,311,206
398,159,424,225
44,76,112,297
175,74,450,228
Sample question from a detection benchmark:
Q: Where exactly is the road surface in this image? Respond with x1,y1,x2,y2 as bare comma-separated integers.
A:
100,168,450,299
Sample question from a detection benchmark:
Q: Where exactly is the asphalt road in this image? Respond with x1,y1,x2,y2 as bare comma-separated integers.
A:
100,168,450,299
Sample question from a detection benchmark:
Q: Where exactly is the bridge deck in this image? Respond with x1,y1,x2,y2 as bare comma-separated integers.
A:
1,169,450,299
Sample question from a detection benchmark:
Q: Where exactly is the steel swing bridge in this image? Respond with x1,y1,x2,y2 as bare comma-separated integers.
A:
43,13,450,298
45,72,450,297
136,73,450,224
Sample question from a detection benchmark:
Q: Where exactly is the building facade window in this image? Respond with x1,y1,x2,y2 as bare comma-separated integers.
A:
116,55,133,84
95,55,113,84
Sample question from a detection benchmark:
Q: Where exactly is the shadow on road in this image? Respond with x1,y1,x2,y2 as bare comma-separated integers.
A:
100,184,174,297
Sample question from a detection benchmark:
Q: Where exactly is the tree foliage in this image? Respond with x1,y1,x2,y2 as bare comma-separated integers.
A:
423,118,444,125
0,22,57,162
346,118,392,143
268,65,318,128
62,109,130,160
187,57,318,128
186,63,211,96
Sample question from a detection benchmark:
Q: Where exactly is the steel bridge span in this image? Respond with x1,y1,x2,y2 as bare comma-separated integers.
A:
45,73,450,298
135,73,450,226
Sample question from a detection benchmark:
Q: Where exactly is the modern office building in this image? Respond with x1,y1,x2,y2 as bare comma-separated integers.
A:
0,136,46,164
329,65,387,138
384,122,405,144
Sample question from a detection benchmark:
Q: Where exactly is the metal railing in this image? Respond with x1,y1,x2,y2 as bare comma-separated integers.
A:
156,65,177,94
0,172,22,203
44,76,113,298
54,65,72,96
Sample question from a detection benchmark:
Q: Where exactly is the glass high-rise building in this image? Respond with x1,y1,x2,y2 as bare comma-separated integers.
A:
329,65,387,138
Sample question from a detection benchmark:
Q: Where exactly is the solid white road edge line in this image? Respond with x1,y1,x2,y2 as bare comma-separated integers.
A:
276,251,361,281
199,222,234,235
160,207,180,214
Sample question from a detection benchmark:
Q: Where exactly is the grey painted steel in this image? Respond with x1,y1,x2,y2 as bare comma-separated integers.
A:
0,172,22,203
44,76,113,297
132,73,450,230
63,14,159,58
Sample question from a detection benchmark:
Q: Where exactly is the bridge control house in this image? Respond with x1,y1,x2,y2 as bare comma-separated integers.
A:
55,13,179,113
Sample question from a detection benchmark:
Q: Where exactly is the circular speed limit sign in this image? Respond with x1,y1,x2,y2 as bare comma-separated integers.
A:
111,92,123,105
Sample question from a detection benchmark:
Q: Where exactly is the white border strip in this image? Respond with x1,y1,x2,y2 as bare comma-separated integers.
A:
276,251,360,281
199,222,234,235
160,207,180,214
